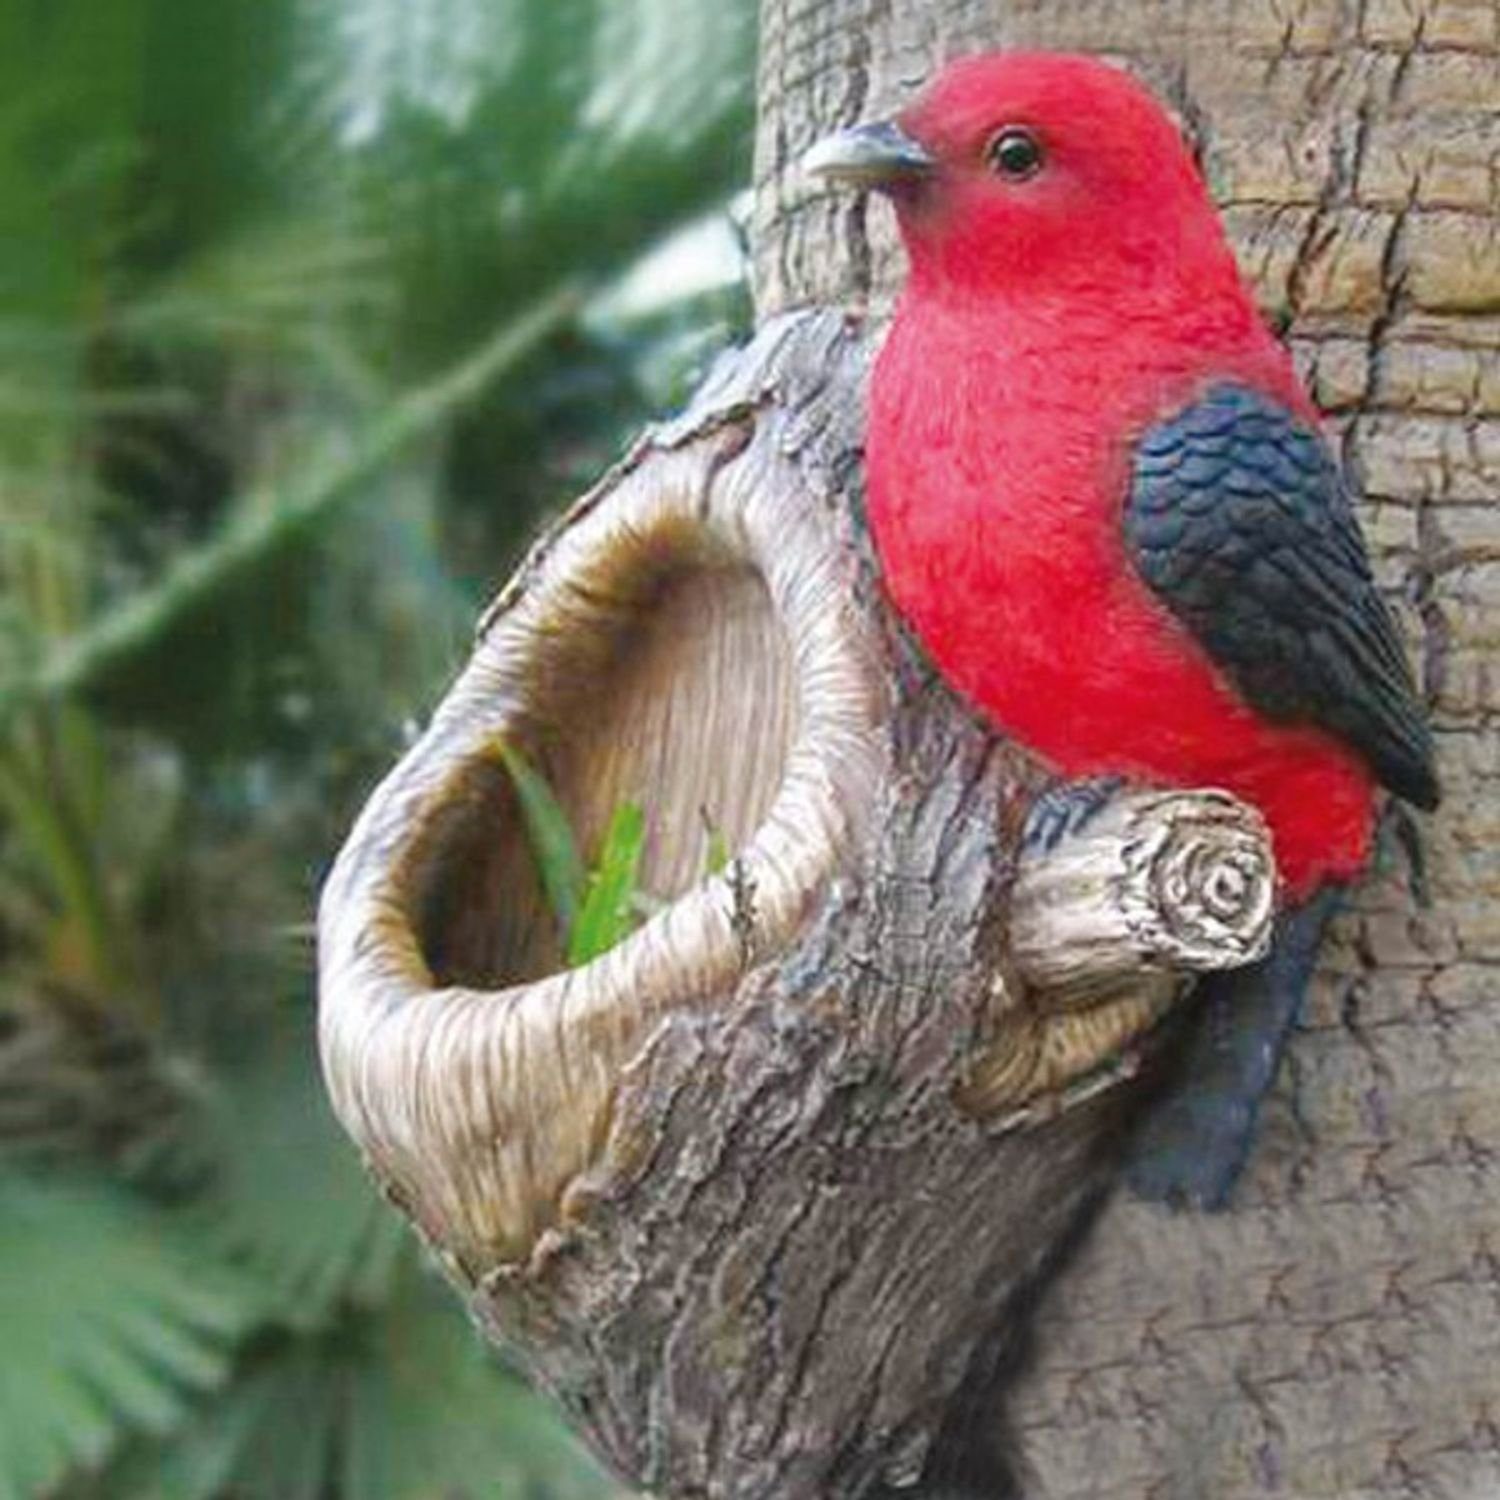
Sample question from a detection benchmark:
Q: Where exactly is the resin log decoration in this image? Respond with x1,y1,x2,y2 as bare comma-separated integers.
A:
1012,790,1275,994
316,309,1277,1500
969,789,1275,1122
317,311,888,1270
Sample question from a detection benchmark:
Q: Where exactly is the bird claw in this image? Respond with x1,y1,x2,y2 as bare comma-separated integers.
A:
1021,776,1126,853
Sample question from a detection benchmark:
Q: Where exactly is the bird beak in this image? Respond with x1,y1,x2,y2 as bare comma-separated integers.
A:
801,120,936,190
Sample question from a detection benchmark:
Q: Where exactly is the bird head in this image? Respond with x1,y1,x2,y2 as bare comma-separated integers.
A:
804,52,1242,305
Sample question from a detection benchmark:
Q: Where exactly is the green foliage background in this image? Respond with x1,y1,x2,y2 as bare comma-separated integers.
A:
0,1,755,1495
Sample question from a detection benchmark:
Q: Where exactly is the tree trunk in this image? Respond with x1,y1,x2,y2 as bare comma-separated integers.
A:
755,2,1500,1496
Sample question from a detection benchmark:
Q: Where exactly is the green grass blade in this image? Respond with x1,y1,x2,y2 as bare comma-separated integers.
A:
498,741,586,934
701,807,731,876
568,801,645,967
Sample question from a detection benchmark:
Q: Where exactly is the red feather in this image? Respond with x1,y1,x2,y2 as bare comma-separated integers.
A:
866,53,1377,897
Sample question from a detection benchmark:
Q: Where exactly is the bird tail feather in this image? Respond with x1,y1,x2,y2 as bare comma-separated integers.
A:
1123,884,1344,1209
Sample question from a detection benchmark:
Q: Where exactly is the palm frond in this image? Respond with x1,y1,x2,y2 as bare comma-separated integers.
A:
341,1267,613,1500
188,1026,405,1326
0,998,178,1163
0,287,579,730
339,0,755,371
111,1262,613,1500
0,1173,257,1500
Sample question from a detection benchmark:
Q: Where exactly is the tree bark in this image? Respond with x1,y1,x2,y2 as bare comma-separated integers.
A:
755,2,1500,1496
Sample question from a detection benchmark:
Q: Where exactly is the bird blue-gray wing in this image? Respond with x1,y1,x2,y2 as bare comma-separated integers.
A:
1123,382,1437,810
1120,386,1436,1207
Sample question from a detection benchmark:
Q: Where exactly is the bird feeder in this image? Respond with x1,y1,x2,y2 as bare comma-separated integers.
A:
317,309,1275,1499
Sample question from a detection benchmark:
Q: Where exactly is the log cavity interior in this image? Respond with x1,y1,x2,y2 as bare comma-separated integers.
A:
418,555,797,988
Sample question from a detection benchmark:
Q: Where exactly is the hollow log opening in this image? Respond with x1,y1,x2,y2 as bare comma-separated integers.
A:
418,549,796,992
319,385,892,1271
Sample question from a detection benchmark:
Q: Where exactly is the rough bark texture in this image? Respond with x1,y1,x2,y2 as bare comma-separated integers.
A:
755,1,1499,1496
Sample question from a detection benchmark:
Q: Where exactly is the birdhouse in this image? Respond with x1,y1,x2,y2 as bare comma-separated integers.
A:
317,309,1277,1499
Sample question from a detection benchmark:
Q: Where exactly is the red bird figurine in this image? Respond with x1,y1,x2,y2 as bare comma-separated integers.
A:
806,52,1438,1206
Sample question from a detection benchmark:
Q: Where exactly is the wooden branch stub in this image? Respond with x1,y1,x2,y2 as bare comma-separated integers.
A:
1012,788,1275,996
959,789,1275,1123
317,310,1279,1500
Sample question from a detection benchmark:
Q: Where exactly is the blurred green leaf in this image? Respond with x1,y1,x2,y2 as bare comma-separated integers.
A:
111,1263,611,1500
189,1026,406,1327
0,1173,257,1500
499,742,586,935
568,801,645,967
0,287,579,730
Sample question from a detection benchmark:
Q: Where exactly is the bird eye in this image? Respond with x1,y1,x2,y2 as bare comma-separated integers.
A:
986,127,1043,180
